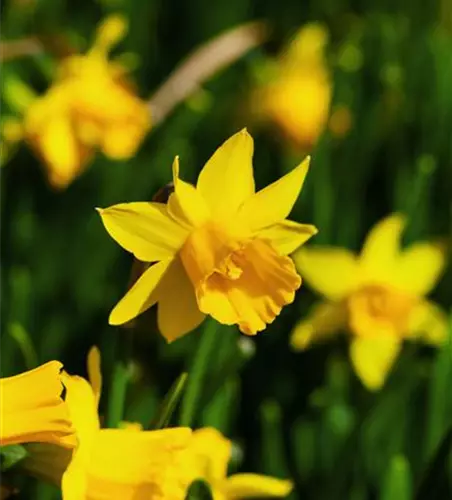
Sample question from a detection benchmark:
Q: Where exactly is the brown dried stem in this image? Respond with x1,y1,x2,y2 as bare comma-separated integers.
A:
148,21,268,126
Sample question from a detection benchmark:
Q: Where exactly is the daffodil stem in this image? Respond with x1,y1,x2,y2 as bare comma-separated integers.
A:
180,318,218,427
106,333,131,428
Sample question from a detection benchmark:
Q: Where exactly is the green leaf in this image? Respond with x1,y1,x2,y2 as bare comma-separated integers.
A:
180,319,218,427
185,479,214,500
380,455,412,500
425,317,452,462
151,372,188,429
0,444,28,471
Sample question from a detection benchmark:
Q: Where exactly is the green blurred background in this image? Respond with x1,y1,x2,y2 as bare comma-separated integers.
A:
1,0,452,498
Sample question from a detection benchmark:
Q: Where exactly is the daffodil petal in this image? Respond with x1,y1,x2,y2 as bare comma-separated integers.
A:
360,213,405,282
225,473,293,498
98,202,187,262
87,346,102,408
394,242,446,296
157,256,205,342
406,300,448,345
62,457,87,500
197,129,254,218
0,362,75,447
62,374,100,441
88,428,192,484
350,336,401,391
259,220,318,255
109,259,172,325
294,247,359,300
290,301,346,350
190,428,231,483
236,156,310,233
41,114,80,188
167,156,210,228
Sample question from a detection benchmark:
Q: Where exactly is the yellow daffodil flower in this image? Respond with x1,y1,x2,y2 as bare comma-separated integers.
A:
291,214,448,390
99,129,317,341
188,427,293,499
0,361,75,447
254,23,331,150
22,14,151,189
24,347,194,499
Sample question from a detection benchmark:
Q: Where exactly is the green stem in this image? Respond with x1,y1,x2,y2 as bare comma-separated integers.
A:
152,372,188,429
106,333,131,428
180,318,218,427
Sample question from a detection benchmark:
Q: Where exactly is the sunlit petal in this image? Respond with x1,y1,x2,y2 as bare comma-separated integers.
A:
290,301,346,350
0,362,75,448
98,202,187,262
237,157,310,232
350,336,401,391
109,259,172,325
294,247,359,300
394,242,446,296
360,213,405,282
197,129,254,218
406,300,449,345
87,346,102,408
225,473,293,498
168,156,210,228
258,220,318,255
157,256,205,342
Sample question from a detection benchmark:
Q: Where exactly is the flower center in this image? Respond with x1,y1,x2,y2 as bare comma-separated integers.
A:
179,222,301,334
346,284,416,338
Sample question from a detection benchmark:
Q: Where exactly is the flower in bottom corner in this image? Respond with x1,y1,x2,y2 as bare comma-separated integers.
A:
0,361,75,448
98,129,317,342
290,213,448,390
24,347,194,500
187,427,293,499
15,14,151,189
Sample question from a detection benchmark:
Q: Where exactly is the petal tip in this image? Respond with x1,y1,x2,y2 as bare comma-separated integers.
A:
108,310,123,326
172,156,180,183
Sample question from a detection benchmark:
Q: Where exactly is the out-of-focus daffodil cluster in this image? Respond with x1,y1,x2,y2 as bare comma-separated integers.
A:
291,214,447,390
2,15,150,189
252,23,332,150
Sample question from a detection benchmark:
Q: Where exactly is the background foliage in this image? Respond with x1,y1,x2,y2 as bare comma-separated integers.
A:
1,0,452,498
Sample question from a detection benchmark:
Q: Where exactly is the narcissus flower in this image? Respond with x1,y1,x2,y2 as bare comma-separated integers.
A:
31,348,195,499
291,214,448,390
99,129,317,341
253,23,331,150
0,361,75,447
21,14,150,189
188,427,293,499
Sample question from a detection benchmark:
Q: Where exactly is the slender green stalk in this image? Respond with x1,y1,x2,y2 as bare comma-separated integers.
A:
152,372,188,429
180,319,218,427
9,322,37,369
106,332,132,428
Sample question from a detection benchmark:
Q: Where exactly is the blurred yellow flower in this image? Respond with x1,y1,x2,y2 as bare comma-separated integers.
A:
24,348,194,499
291,214,448,390
188,427,293,499
254,23,332,150
99,129,317,341
22,14,151,189
0,361,75,447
